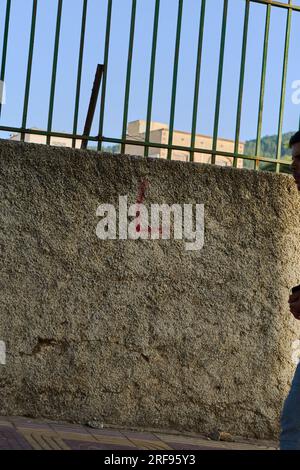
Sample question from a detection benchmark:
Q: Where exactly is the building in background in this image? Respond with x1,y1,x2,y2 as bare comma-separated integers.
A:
125,120,245,167
9,129,82,148
10,121,245,168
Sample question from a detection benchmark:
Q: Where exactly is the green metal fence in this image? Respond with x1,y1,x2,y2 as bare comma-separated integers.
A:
0,0,298,172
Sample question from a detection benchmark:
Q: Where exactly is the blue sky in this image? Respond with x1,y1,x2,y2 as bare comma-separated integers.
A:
1,0,300,146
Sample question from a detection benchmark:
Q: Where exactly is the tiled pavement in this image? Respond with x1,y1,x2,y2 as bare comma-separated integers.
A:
0,417,278,450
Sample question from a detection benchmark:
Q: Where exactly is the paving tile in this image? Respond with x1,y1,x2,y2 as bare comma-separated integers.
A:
10,417,36,424
217,441,269,451
0,416,279,451
93,435,137,447
45,435,71,450
0,429,33,450
0,420,13,428
64,440,136,450
155,433,213,446
121,430,158,440
87,428,124,438
50,423,90,434
168,442,224,451
16,422,53,431
19,430,71,450
125,439,173,451
51,431,98,442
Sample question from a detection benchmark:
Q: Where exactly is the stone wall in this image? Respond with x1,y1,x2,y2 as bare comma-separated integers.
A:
0,139,300,439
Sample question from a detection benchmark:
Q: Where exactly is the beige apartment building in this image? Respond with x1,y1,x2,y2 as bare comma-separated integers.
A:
125,120,244,167
9,129,82,148
10,121,244,168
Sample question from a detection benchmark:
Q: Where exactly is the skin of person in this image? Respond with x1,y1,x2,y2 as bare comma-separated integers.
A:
290,141,300,319
280,132,300,450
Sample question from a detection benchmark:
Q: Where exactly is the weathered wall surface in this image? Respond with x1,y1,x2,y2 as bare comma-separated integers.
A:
0,139,300,439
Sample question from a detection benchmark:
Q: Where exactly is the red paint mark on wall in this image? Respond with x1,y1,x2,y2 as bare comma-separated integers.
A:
135,179,163,235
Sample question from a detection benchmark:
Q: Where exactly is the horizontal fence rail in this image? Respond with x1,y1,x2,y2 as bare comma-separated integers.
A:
0,0,299,173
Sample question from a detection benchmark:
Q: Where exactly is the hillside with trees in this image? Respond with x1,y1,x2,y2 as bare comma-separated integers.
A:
244,132,293,173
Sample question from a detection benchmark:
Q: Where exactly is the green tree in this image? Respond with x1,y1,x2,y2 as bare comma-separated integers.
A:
244,132,293,173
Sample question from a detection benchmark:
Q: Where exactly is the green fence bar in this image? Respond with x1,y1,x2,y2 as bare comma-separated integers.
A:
121,0,137,155
0,0,11,118
212,0,228,165
97,0,112,152
144,0,160,157
0,121,293,168
167,0,183,160
190,0,206,163
72,0,88,149
251,0,300,13
47,0,63,145
21,0,38,142
275,1,292,173
255,2,271,169
233,0,250,168
0,0,299,174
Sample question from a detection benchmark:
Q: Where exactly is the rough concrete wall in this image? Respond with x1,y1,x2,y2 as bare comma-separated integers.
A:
0,139,300,439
